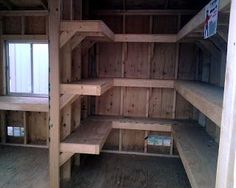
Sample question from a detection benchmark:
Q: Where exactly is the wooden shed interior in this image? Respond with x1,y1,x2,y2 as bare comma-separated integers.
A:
0,0,235,187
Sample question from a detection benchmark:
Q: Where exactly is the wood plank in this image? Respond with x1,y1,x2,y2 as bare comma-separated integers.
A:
113,78,174,88
0,10,49,16
60,152,74,166
172,123,218,188
216,1,236,187
175,81,223,126
60,121,112,154
1,34,48,41
177,0,231,41
60,94,79,110
60,20,114,40
114,34,177,43
90,116,174,132
0,96,48,112
60,31,76,48
60,79,113,96
48,0,60,187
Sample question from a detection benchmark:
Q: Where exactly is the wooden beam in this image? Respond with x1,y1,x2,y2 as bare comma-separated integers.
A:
90,116,175,132
49,0,60,187
71,34,86,50
94,9,197,16
177,0,231,41
60,31,77,48
1,35,48,41
113,78,174,88
60,152,74,166
0,10,49,16
114,34,177,43
0,111,6,143
60,21,114,40
216,0,236,186
60,94,79,110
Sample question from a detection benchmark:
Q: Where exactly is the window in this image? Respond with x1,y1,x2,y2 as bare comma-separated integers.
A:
7,42,49,96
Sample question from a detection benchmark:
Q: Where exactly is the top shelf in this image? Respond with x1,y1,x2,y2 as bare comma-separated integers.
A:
60,20,115,41
177,0,230,41
175,80,223,127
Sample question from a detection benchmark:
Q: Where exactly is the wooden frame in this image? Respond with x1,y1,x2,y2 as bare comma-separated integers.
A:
60,20,115,40
216,0,236,187
48,0,60,187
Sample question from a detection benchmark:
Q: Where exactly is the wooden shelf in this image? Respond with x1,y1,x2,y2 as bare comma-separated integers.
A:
177,0,230,41
175,81,223,127
172,123,218,188
89,115,176,132
0,96,48,112
113,78,174,88
60,20,115,40
60,121,112,154
60,79,113,96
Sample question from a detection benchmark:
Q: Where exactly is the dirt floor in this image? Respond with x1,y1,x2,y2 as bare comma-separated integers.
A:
62,153,191,188
0,146,49,188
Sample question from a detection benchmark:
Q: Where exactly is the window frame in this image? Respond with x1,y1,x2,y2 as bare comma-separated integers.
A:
6,41,49,97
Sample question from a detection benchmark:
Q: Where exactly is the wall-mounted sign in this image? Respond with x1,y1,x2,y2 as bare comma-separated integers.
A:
204,0,219,39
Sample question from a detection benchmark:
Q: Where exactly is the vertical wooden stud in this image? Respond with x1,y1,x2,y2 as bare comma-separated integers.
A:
23,112,27,144
216,1,236,187
49,0,61,187
172,15,181,119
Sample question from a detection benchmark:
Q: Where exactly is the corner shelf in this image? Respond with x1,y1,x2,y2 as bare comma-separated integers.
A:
172,123,218,188
175,81,223,127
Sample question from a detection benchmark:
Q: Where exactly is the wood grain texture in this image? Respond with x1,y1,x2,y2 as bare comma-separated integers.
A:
172,123,218,188
175,80,223,127
0,96,48,112
60,121,112,154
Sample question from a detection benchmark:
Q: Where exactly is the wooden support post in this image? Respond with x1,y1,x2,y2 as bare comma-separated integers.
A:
144,131,149,153
0,111,6,143
49,0,61,187
119,129,122,151
216,1,236,187
172,15,181,119
23,112,27,144
46,112,49,146
60,35,73,181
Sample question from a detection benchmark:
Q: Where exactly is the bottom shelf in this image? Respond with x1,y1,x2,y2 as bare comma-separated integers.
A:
172,123,218,188
60,121,112,154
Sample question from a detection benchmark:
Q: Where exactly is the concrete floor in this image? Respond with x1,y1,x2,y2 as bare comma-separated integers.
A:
0,146,190,188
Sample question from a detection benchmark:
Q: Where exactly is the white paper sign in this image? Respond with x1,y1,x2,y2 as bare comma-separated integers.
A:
204,0,219,39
